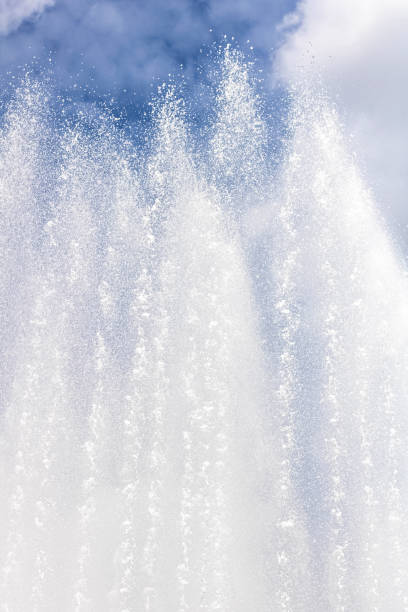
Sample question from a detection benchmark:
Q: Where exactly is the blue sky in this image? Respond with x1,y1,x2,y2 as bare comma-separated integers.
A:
0,0,407,237
0,0,296,105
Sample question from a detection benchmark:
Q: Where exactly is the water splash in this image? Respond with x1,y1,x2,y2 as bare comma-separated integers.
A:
0,50,407,611
267,85,408,610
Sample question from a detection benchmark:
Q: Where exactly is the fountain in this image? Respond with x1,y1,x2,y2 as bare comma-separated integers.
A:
0,49,407,611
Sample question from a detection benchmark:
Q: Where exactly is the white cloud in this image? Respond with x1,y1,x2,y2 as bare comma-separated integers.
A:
274,0,408,238
0,0,55,35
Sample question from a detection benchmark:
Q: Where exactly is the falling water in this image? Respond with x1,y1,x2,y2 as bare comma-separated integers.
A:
0,48,408,611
